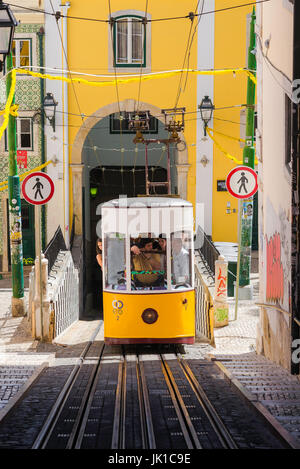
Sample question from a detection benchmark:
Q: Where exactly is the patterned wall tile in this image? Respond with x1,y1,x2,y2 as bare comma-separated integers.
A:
0,22,44,258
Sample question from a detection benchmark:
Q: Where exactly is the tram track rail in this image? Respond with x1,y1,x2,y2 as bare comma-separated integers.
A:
32,324,104,449
32,343,237,449
160,353,238,449
0,337,294,449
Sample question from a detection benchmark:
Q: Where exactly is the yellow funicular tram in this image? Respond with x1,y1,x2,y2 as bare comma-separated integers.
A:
101,197,195,344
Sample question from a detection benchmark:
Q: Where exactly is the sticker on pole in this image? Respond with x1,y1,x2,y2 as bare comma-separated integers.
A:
22,172,54,205
226,166,258,199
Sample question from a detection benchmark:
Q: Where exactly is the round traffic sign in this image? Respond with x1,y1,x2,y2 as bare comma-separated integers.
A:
22,172,54,205
226,166,258,199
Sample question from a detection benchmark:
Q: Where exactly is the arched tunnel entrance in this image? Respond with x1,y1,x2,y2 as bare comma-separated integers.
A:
81,112,178,317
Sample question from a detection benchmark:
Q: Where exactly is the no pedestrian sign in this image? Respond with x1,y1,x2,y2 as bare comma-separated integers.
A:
226,166,258,199
22,172,54,205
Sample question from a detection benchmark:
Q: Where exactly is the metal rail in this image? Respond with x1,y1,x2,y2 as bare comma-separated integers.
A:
177,355,238,449
32,324,103,449
160,354,201,449
27,344,294,450
136,357,156,449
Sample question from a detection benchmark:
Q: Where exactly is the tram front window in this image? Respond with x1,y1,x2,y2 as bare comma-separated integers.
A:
171,231,192,289
131,235,167,290
105,233,126,290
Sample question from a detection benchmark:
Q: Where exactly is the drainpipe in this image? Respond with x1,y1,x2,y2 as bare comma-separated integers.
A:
61,1,70,249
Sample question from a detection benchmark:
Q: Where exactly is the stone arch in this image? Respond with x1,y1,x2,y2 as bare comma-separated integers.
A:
70,99,190,235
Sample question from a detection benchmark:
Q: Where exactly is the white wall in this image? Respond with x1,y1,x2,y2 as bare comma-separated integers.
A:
196,0,215,236
256,0,294,370
44,0,69,245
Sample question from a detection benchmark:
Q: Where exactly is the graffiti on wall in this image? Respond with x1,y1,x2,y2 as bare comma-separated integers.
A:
265,232,284,303
263,198,291,310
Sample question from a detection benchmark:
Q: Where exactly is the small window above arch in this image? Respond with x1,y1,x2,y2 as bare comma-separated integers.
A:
108,10,151,73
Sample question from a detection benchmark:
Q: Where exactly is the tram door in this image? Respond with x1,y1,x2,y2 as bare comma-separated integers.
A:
89,165,168,310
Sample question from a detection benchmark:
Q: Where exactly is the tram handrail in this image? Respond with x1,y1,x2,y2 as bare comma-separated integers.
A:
48,250,79,339
195,225,220,279
194,257,215,347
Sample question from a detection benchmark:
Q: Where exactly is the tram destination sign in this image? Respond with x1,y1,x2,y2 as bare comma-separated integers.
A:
226,166,258,199
22,171,54,205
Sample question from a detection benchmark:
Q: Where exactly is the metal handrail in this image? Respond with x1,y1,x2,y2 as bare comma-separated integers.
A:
195,226,220,279
194,261,215,347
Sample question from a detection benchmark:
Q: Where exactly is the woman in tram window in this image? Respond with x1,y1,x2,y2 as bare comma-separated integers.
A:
95,238,103,312
96,238,103,269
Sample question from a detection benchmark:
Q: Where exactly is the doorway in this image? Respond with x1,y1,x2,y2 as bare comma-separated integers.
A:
89,165,169,312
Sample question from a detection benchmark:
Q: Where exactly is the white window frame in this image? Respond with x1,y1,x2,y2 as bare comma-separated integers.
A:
115,16,144,66
5,117,33,151
108,9,151,73
12,38,32,69
16,117,33,150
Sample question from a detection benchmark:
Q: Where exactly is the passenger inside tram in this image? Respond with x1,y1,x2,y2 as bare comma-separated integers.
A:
131,235,166,289
105,233,126,290
104,232,192,291
171,233,191,288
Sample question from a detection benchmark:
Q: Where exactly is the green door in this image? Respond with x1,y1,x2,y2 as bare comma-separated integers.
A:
21,200,35,265
7,199,35,266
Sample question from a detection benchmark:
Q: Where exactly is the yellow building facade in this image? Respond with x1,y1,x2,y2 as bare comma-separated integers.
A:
45,0,253,249
212,0,253,242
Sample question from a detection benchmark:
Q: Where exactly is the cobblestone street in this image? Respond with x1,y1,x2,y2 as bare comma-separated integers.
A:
0,270,300,446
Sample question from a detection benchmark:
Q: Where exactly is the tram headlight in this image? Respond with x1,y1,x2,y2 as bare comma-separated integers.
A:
142,308,158,324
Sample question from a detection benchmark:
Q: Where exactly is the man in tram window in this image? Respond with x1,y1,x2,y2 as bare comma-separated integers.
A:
157,234,167,278
131,237,164,287
171,235,190,286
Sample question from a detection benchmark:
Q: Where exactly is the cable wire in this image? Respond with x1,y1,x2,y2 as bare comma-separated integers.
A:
49,0,104,170
182,0,205,94
136,0,149,113
8,0,271,24
174,1,199,109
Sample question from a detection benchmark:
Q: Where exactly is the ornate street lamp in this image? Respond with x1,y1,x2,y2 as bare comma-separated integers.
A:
198,95,214,136
43,92,58,132
0,2,18,71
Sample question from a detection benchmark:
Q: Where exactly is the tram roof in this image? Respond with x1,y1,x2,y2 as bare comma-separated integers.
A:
102,197,193,209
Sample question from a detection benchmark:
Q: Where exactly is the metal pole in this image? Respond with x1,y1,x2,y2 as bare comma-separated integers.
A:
35,204,43,338
167,143,171,194
234,200,242,321
240,6,256,287
6,52,25,316
145,143,149,195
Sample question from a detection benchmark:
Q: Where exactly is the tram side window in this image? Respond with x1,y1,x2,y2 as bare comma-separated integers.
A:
171,231,192,289
105,233,126,290
130,235,167,290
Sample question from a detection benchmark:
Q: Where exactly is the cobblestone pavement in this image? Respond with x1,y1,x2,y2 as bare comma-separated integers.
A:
184,272,300,445
0,269,300,446
0,288,60,411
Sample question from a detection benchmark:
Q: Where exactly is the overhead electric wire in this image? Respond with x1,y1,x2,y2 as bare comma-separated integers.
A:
49,0,103,169
8,0,271,24
19,103,247,132
255,32,292,98
108,0,125,187
136,0,149,113
182,0,205,94
174,0,200,110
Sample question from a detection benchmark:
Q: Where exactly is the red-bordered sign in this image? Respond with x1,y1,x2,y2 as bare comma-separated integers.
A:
226,166,258,199
17,150,27,169
22,172,54,205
